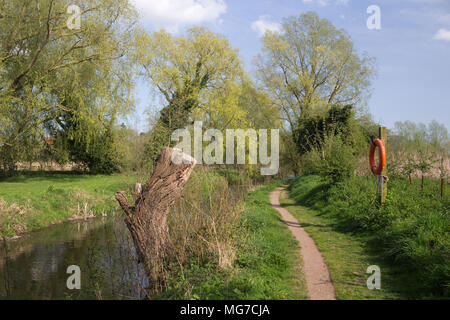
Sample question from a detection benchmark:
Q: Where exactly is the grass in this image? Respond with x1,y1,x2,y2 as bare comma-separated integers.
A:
281,191,406,299
156,183,308,300
1,170,309,300
283,175,449,299
0,172,135,237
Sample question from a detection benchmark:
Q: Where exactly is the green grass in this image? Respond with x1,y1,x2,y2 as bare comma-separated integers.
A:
0,173,135,237
281,192,406,299
283,175,449,299
156,183,308,300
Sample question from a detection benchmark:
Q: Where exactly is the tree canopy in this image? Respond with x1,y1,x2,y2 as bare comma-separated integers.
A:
256,12,375,129
0,0,138,173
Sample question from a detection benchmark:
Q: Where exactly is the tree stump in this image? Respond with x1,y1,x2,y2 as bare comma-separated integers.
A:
115,148,196,292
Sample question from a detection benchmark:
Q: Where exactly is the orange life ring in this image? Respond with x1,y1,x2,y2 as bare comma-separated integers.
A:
369,139,386,175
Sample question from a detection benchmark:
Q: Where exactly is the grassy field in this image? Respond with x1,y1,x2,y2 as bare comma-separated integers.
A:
0,173,135,237
156,183,308,300
283,175,449,299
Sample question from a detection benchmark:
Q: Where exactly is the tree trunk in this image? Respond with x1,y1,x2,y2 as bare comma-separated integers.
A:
441,178,444,198
115,148,196,292
421,175,424,189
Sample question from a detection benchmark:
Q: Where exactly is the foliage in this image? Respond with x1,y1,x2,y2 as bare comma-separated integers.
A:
256,12,375,129
388,120,450,180
293,104,355,155
157,183,308,300
0,0,137,174
289,175,450,298
281,194,408,299
0,173,135,237
292,105,370,183
135,27,243,163
303,133,356,183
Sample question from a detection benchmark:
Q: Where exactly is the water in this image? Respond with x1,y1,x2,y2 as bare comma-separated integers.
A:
0,217,147,300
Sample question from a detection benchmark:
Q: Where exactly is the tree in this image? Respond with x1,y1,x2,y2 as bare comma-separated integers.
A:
393,120,449,184
428,120,449,151
256,12,375,129
135,27,242,163
293,104,356,156
0,0,137,173
116,148,196,293
237,79,281,130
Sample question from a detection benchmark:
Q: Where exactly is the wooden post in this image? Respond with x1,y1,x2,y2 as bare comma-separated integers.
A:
379,127,387,205
115,148,196,293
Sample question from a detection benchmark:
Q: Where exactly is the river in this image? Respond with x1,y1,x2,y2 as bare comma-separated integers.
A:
0,216,147,300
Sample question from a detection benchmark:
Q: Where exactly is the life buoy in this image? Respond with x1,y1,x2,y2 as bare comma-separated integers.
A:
369,139,386,175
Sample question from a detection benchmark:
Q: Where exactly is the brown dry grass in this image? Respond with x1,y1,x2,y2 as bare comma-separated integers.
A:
0,198,32,236
355,152,450,180
168,169,249,272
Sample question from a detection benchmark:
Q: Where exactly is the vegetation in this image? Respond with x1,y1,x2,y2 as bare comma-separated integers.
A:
0,0,137,174
256,12,375,127
135,27,244,165
0,173,134,237
0,1,448,301
389,121,449,181
157,183,308,300
286,175,449,299
293,104,373,183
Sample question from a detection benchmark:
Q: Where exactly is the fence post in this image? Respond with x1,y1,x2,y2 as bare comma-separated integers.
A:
379,126,387,204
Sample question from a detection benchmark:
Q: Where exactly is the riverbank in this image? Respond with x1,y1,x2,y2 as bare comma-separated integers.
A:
282,175,449,299
156,183,308,300
1,175,309,300
0,173,135,238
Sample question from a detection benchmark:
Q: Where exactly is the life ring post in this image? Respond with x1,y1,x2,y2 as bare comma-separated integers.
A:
378,126,387,204
369,126,388,205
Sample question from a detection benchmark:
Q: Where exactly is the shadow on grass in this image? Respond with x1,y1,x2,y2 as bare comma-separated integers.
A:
0,171,91,183
276,216,327,229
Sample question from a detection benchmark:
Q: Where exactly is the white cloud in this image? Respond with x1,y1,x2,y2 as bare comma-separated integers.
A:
433,28,450,42
131,0,227,33
251,15,282,37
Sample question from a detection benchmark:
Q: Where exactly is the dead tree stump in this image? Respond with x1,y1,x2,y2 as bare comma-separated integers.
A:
115,148,196,291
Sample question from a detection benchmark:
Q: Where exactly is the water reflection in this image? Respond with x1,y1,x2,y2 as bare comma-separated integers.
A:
0,217,146,300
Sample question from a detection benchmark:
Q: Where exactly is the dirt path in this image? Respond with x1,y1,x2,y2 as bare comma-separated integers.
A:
270,186,336,300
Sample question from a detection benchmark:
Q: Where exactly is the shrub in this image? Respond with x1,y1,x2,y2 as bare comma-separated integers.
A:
303,134,356,184
293,105,356,156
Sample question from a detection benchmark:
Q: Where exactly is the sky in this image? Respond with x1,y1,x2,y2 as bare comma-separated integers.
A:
129,0,450,132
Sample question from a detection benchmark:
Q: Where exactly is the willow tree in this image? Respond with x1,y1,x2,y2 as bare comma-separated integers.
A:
255,12,375,129
135,27,243,163
0,0,137,173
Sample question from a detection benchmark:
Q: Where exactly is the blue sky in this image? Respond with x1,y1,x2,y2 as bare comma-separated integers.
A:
130,0,450,132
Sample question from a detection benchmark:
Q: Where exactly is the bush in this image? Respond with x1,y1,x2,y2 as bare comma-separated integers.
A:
293,105,357,156
303,134,356,184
